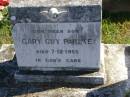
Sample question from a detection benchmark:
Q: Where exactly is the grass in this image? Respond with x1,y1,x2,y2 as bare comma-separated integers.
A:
0,8,13,45
0,8,130,44
102,11,130,44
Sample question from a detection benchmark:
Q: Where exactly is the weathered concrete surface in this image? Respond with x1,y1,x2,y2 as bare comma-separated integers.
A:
9,0,101,7
104,44,128,84
0,44,15,62
0,44,129,97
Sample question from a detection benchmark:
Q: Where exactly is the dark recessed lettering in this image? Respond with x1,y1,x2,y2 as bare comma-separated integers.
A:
22,39,41,45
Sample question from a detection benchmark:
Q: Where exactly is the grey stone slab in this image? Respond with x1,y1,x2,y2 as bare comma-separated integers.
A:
13,23,101,71
14,71,104,86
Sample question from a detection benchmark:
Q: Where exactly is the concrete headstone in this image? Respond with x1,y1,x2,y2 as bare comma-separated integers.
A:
9,0,101,71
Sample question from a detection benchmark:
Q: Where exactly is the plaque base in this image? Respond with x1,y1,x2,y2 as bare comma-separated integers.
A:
14,63,105,86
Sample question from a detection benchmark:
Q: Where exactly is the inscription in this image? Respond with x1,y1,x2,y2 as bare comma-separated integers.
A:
22,38,41,44
33,30,63,33
66,59,81,63
21,39,95,45
36,49,79,54
45,58,61,63
64,39,95,45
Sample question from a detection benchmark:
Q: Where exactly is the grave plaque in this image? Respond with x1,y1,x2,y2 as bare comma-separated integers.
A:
9,0,101,71
9,0,104,85
13,22,100,70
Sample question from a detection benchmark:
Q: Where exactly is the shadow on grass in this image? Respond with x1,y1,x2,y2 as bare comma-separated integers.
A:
103,10,130,23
